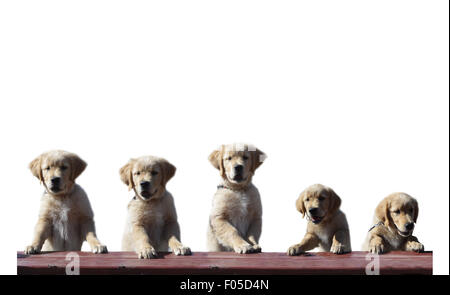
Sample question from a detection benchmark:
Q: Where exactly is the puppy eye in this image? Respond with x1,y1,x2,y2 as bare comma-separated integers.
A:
135,171,141,176
44,167,50,171
318,196,325,201
151,171,158,176
394,210,400,214
60,166,68,171
306,198,310,202
227,157,232,161
243,155,249,160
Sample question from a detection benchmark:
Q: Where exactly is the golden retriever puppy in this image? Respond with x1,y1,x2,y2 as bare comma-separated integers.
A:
120,156,191,259
207,143,266,254
24,150,107,254
288,184,351,255
363,192,424,254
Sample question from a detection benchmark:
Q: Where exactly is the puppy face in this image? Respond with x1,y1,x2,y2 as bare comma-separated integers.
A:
296,184,341,224
29,150,86,196
120,156,176,201
376,193,419,237
209,144,266,185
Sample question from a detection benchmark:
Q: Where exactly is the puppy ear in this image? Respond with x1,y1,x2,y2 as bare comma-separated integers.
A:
67,153,87,181
250,148,266,173
412,197,419,223
160,159,176,188
119,159,135,191
327,187,341,216
296,190,307,218
208,147,224,176
375,197,391,227
29,154,43,182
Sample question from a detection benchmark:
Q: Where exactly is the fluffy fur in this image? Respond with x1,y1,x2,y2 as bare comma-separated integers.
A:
363,192,424,254
24,150,107,254
207,143,266,254
288,184,351,255
120,156,191,259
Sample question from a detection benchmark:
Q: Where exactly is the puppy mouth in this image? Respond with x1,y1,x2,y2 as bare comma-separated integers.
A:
231,174,246,183
140,189,158,200
397,229,412,237
394,223,413,237
49,186,61,193
309,215,324,224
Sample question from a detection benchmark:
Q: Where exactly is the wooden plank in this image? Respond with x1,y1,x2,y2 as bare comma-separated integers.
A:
17,251,432,275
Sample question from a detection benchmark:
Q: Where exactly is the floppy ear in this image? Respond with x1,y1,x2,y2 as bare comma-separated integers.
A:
327,187,341,216
67,153,87,181
208,147,224,177
375,197,391,227
119,159,135,191
296,190,307,218
29,154,43,182
160,159,176,188
412,197,419,223
250,148,266,173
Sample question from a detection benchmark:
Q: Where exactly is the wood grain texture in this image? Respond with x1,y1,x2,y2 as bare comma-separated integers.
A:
17,251,432,275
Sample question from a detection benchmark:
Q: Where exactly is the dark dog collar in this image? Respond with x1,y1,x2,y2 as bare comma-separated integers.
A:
368,221,384,232
217,184,231,190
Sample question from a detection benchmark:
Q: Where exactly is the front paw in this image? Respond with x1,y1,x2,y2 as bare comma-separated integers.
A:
406,241,424,252
234,243,255,254
92,244,108,254
287,244,304,256
24,245,41,255
138,247,158,259
252,244,262,253
330,243,348,254
369,242,385,254
173,246,191,256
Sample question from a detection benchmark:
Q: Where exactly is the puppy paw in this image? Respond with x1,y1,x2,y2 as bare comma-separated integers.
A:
252,244,262,253
234,243,255,254
24,245,41,255
369,243,385,254
287,245,304,256
138,247,158,259
330,243,346,254
406,241,424,252
173,246,191,256
92,244,108,254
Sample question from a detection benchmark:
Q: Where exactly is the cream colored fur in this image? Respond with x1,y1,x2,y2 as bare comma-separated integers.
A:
24,150,107,254
120,156,191,259
206,144,266,254
362,192,424,254
288,184,351,255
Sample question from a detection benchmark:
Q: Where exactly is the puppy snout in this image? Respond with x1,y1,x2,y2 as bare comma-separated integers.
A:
308,208,319,215
51,177,61,186
140,181,151,189
405,222,415,231
234,165,244,174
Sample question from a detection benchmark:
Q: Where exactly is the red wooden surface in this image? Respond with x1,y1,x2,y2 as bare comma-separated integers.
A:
17,251,432,275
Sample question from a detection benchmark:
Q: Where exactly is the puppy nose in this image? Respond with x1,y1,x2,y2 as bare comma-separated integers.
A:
405,222,414,231
234,165,243,173
51,177,60,185
140,181,150,189
309,208,319,215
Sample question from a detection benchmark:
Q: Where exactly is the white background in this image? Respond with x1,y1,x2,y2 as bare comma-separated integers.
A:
0,1,448,275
